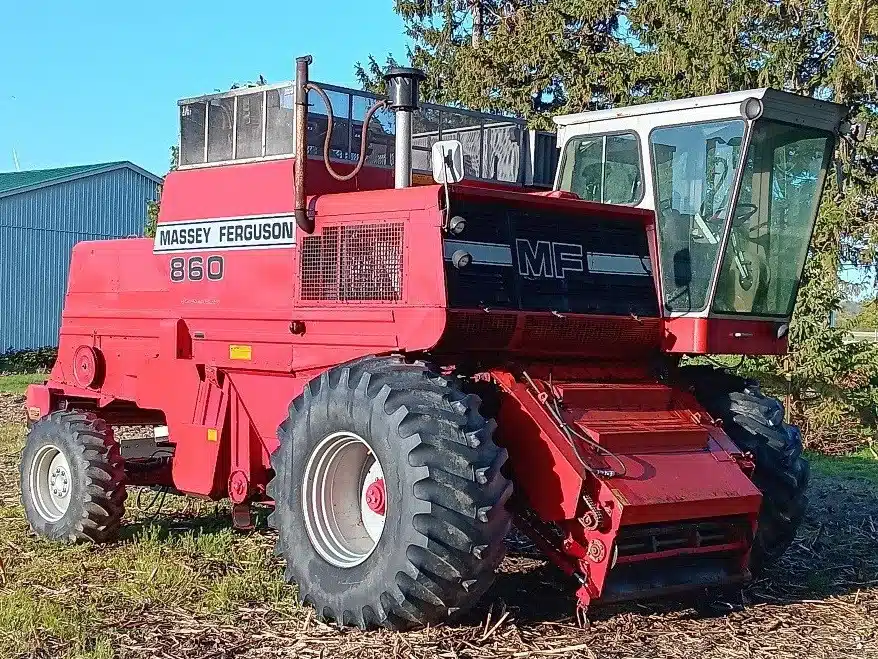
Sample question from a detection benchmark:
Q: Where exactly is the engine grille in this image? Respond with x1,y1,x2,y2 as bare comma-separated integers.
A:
438,312,518,351
435,311,660,355
300,223,404,302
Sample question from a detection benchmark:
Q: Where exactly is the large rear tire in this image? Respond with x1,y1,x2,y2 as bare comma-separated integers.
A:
268,356,512,629
20,410,126,543
680,366,808,572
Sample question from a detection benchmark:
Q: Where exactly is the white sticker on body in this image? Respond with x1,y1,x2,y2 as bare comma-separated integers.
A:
153,213,297,253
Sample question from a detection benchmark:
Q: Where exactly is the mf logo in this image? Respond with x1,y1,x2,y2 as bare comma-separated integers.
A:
515,239,584,279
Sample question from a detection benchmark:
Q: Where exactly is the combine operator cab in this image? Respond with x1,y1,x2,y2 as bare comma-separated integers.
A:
554,91,847,354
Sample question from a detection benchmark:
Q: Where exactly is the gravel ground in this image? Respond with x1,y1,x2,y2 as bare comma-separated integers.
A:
0,393,26,426
1,393,876,659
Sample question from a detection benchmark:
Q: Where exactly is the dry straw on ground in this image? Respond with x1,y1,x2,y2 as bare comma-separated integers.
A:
1,392,876,659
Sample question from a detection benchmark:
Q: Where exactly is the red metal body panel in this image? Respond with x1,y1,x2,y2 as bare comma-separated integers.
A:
663,316,789,354
37,168,659,499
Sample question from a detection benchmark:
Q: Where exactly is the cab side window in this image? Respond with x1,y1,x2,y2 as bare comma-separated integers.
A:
560,133,642,205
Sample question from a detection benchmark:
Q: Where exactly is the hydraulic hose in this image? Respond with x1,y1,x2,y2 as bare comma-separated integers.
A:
521,371,628,479
307,83,389,182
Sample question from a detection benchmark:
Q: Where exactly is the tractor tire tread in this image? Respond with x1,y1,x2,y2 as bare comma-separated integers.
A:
269,355,512,630
21,410,126,544
680,366,807,572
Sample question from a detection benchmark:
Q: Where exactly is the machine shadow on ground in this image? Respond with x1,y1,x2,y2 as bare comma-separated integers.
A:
119,459,878,631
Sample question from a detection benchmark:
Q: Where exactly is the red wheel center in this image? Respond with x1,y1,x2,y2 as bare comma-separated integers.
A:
365,478,386,516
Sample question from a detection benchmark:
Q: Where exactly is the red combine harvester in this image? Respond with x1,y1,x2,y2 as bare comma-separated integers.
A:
21,56,849,629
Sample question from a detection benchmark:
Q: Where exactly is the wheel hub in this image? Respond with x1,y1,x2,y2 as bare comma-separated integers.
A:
302,431,387,568
364,478,386,515
49,465,70,498
29,444,73,522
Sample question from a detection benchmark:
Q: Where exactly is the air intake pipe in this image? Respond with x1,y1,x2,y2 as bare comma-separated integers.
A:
293,56,312,234
384,68,426,189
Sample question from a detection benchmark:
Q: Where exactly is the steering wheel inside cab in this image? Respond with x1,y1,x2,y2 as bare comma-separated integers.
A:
710,203,758,224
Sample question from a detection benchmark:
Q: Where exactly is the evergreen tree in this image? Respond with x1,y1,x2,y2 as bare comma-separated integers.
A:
360,0,878,450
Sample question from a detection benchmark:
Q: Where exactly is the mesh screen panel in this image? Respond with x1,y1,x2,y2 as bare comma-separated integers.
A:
437,312,518,351
483,124,522,182
265,87,294,156
300,224,404,302
207,98,234,162
442,112,483,178
180,102,206,165
235,92,264,159
521,315,661,352
437,312,660,354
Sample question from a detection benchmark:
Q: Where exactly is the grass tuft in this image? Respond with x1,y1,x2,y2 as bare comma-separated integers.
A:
0,372,47,395
807,448,878,483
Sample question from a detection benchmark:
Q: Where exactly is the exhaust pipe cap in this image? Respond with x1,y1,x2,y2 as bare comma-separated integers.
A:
384,67,426,111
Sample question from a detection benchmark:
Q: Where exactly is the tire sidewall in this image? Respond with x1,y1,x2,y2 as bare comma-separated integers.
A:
283,374,431,610
20,417,88,540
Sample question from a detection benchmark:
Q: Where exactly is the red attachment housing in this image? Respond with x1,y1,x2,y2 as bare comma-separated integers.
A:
490,369,758,607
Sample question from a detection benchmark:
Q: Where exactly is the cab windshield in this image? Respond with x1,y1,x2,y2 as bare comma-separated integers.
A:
712,122,834,317
650,120,746,312
651,120,833,316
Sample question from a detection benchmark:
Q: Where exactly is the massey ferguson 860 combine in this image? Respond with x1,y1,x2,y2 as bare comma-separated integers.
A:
21,55,850,629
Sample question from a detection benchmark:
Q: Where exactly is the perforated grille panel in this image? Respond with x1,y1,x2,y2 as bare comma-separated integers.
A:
521,315,661,352
435,311,661,356
436,312,518,351
300,223,404,302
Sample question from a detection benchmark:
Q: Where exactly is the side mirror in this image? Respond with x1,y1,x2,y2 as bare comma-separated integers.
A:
432,140,465,184
673,249,692,288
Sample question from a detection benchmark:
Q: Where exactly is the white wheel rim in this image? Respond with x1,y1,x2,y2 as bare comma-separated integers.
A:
302,431,386,568
29,444,72,522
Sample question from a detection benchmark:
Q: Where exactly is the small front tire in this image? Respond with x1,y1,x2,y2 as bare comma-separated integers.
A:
680,366,808,571
20,410,126,543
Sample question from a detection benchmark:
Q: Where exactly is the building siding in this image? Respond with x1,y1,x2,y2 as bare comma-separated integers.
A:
0,167,159,351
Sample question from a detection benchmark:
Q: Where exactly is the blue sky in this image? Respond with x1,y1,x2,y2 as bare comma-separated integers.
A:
0,1,409,176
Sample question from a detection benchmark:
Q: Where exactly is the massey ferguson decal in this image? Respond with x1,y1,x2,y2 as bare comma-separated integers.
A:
153,213,297,254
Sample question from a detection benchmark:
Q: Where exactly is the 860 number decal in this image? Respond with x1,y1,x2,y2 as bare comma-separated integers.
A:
170,256,224,282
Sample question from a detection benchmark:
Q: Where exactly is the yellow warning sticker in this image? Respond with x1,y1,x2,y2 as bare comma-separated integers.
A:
207,428,218,442
609,488,629,507
229,344,252,360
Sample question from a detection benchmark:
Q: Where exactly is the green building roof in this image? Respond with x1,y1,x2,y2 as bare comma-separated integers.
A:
0,161,161,197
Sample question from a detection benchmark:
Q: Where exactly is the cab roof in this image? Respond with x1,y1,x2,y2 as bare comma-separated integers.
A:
553,88,847,134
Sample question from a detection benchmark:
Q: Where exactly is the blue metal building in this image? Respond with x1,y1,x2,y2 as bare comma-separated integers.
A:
0,162,161,351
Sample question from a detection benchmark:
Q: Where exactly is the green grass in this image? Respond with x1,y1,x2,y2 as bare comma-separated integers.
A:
0,372,47,395
807,448,878,484
0,421,298,658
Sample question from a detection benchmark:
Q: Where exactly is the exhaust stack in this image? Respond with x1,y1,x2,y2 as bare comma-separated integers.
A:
384,68,426,189
294,55,313,233
292,58,426,231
